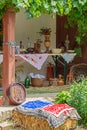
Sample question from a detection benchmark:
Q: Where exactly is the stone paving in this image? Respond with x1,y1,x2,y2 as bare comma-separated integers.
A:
0,88,86,130
0,96,86,130
0,93,57,130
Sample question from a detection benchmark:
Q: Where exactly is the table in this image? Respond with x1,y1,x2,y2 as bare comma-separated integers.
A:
51,53,76,84
15,53,76,84
0,53,76,84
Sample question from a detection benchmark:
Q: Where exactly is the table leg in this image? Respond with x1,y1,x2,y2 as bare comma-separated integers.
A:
52,56,58,78
52,56,67,85
64,61,67,85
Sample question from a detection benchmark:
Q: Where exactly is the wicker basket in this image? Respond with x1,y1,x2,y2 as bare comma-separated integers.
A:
70,63,87,80
31,78,44,87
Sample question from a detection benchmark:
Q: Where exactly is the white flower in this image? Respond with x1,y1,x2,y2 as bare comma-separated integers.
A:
51,1,56,6
44,4,49,8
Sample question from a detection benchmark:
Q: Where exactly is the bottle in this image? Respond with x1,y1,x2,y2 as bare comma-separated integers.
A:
20,41,24,54
66,73,74,85
47,62,54,80
20,41,24,49
24,76,30,88
65,34,70,50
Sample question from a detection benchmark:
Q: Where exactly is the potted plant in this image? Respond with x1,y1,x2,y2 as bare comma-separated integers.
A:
0,1,87,54
40,27,52,35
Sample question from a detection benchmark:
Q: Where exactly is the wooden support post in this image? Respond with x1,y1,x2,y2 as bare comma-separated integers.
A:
2,8,15,104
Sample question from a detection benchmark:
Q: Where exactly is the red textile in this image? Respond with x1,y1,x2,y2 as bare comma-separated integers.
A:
41,104,74,118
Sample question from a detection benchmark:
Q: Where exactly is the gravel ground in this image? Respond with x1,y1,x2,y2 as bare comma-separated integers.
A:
0,96,87,130
0,89,87,130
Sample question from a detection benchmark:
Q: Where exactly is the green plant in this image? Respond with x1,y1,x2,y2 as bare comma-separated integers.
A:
0,0,87,47
0,0,72,20
0,0,20,19
74,47,82,57
40,27,52,35
66,1,87,45
67,78,87,126
54,78,87,126
54,90,70,104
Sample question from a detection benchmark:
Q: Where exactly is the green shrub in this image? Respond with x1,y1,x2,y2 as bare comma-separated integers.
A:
67,78,87,126
54,90,70,104
54,78,87,126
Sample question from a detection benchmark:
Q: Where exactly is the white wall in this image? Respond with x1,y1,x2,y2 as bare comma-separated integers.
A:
15,9,56,49
15,9,56,82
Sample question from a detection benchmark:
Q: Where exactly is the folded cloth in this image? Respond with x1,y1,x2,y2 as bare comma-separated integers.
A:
15,101,81,128
19,54,48,70
21,100,53,109
39,103,81,128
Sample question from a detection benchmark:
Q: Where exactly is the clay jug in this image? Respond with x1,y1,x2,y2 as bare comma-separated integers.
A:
66,72,74,85
57,74,64,86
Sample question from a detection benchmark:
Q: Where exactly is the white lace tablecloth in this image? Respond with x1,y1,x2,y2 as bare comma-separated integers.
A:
61,53,76,63
0,53,76,69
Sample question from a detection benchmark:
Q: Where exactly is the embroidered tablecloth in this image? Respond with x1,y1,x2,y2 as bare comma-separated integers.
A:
19,54,48,70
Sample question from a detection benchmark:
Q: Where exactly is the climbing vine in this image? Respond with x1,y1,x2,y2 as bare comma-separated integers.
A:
0,0,87,44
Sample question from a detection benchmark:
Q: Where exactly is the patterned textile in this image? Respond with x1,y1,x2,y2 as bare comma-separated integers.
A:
21,100,53,109
15,100,81,128
41,103,76,117
19,54,48,70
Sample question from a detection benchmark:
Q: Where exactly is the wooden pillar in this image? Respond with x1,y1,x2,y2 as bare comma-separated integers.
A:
2,8,15,104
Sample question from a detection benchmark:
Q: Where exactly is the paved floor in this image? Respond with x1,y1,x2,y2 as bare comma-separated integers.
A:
0,93,86,130
0,92,57,112
0,85,69,112
27,92,57,99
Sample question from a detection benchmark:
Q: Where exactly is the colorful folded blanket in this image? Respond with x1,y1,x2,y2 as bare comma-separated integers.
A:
15,100,81,128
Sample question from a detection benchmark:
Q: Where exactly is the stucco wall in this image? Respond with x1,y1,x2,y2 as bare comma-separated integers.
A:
15,9,56,82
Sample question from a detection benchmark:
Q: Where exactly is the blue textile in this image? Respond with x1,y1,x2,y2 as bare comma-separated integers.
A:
22,100,52,109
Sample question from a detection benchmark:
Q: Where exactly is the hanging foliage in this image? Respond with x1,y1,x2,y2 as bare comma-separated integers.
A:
0,0,87,44
0,0,73,19
66,0,87,45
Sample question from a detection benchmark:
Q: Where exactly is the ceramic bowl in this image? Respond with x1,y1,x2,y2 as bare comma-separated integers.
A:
52,48,62,54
